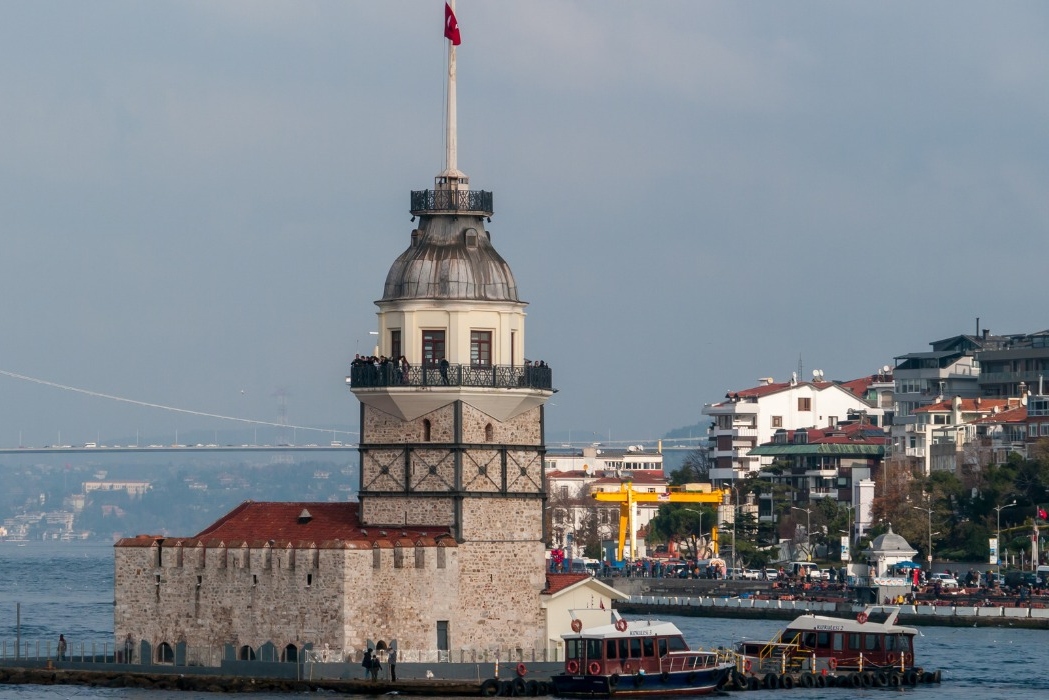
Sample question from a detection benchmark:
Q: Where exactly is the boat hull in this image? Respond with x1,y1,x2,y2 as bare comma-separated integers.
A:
551,665,733,698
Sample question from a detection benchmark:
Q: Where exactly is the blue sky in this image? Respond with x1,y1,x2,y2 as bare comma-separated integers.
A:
0,1,1047,448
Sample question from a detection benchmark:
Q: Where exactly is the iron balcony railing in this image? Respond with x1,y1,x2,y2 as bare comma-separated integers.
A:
410,189,493,216
348,362,552,391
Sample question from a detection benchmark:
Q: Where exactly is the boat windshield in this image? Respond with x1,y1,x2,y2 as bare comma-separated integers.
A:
565,638,604,661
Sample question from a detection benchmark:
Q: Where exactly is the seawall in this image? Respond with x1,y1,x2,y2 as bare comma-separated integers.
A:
617,595,1049,629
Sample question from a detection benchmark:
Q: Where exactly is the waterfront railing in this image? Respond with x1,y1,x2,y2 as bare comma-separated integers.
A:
348,362,552,391
0,640,561,667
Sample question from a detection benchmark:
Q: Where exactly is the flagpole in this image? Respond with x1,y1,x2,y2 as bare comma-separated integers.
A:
446,0,457,179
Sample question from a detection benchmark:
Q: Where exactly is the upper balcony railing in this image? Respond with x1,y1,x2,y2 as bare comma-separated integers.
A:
348,362,552,391
410,189,493,216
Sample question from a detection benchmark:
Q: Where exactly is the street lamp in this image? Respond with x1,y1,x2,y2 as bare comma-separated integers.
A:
912,504,934,571
994,500,1017,573
791,506,813,561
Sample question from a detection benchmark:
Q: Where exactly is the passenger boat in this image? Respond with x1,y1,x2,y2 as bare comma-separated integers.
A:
734,605,941,688
550,614,734,697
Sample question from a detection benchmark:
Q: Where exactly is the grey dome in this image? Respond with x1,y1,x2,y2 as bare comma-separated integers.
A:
382,215,519,302
869,526,914,553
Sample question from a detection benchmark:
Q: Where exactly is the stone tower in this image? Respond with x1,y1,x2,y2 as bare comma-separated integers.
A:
348,7,554,651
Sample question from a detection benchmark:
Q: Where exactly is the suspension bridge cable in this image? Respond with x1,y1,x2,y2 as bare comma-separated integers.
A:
0,368,358,437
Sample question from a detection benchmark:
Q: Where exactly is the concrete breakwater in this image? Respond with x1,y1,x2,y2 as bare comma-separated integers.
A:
618,595,1049,629
0,666,488,695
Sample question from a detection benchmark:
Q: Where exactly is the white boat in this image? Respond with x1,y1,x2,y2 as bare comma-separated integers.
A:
551,613,734,697
734,605,942,688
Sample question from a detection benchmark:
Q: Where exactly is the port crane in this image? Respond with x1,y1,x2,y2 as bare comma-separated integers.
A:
592,482,729,562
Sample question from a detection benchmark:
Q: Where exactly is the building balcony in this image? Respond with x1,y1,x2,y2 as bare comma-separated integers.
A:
904,447,925,458
348,362,551,390
410,188,493,216
703,402,760,416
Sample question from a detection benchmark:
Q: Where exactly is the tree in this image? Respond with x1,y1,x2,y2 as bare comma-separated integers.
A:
668,448,711,485
647,504,718,560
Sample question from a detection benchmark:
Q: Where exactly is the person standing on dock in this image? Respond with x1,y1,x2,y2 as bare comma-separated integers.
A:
362,649,373,680
124,633,134,663
57,634,67,661
389,647,397,682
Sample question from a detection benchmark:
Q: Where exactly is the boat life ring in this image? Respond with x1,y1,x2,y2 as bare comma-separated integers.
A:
517,663,528,677
566,660,579,674
856,611,868,624
887,653,897,664
615,619,629,632
743,659,752,673
571,619,583,633
623,662,633,675
828,658,837,671
903,652,912,665
589,662,601,676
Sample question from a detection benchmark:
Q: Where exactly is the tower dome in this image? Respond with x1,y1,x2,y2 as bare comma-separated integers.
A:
382,213,519,302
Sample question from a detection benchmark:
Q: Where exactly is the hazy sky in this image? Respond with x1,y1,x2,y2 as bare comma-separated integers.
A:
1,1,1047,449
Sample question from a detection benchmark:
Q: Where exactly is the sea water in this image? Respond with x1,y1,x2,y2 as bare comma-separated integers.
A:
1,542,1047,699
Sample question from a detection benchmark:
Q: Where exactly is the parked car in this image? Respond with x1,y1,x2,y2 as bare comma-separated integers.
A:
764,568,779,580
929,572,959,588
741,569,762,580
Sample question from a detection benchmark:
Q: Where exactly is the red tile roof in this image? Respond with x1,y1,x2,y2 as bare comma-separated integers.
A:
114,501,455,549
543,573,591,595
912,399,1011,413
972,406,1028,424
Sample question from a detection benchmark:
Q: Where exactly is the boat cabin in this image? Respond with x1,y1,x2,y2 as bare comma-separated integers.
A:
737,608,918,674
563,619,722,677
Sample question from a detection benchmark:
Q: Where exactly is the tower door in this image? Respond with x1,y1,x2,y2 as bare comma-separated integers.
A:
436,621,449,653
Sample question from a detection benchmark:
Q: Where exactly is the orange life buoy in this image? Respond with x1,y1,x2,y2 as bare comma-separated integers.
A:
588,662,601,675
856,611,868,624
743,659,752,673
571,619,583,633
828,658,838,671
566,660,579,674
903,652,912,665
887,653,897,664
517,663,528,677
615,619,628,632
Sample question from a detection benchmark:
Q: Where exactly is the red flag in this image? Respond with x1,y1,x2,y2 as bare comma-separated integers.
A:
444,3,461,45
1039,507,1047,520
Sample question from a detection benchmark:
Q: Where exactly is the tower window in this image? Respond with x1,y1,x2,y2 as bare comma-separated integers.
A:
485,424,494,442
464,228,478,247
390,330,402,360
471,331,492,366
423,419,432,442
422,330,446,366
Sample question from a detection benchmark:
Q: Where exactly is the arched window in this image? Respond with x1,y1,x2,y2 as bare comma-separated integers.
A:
485,423,494,442
239,645,257,661
423,419,432,442
282,644,298,663
156,642,174,664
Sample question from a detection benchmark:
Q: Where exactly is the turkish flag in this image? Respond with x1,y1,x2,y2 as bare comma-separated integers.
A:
444,3,462,45
1039,507,1047,520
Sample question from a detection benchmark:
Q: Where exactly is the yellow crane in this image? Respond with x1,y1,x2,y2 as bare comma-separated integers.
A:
592,482,728,562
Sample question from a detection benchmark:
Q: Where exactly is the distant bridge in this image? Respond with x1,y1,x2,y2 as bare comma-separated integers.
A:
0,445,357,455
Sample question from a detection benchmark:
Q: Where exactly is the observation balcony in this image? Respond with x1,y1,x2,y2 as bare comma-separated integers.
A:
348,362,551,391
410,189,493,216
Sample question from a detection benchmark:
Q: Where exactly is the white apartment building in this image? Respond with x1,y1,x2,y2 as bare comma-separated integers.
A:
544,445,663,475
913,396,1020,474
702,375,887,484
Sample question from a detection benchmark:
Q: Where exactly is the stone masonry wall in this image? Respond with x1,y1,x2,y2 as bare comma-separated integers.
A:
114,544,346,658
115,542,462,660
